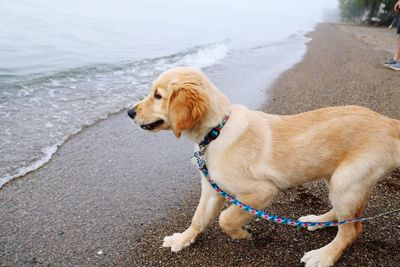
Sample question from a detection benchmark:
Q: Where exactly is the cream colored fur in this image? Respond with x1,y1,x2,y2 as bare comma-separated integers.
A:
131,67,400,267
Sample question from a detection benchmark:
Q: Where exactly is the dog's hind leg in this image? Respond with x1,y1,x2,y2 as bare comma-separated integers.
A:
301,160,382,267
298,209,337,231
219,184,278,240
298,178,337,231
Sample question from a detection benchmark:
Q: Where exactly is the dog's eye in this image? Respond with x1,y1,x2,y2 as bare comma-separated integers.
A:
154,93,162,100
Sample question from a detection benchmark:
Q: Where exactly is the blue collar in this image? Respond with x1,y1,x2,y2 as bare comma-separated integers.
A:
191,114,230,169
198,114,230,150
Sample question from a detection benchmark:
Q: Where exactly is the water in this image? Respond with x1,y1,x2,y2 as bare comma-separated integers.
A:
0,0,337,187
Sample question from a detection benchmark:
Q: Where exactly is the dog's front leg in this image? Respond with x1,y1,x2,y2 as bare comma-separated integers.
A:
162,176,225,252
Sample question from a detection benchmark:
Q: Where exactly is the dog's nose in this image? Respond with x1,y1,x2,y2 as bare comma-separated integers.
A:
127,107,136,119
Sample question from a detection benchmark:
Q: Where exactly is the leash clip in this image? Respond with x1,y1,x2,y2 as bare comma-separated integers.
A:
191,151,206,169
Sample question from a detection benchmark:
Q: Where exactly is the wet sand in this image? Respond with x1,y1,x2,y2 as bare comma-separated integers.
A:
1,23,400,267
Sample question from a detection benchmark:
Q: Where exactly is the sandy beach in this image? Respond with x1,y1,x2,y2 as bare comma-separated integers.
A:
1,23,400,267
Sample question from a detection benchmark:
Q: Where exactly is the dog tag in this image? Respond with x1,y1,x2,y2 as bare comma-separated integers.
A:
191,151,206,169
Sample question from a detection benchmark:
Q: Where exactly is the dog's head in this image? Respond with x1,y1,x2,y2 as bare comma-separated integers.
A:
128,67,210,138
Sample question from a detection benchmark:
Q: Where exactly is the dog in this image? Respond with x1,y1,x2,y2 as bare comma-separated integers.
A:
127,67,400,267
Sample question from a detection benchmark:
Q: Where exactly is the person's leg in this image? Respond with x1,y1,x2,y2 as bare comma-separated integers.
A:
394,35,400,61
394,19,400,61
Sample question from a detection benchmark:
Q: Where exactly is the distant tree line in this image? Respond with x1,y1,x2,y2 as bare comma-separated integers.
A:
339,0,398,24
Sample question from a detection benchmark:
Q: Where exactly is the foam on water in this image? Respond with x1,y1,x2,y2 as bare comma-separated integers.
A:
0,43,229,188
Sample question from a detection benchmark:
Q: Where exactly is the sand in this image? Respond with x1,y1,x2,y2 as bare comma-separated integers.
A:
336,23,398,56
1,23,400,267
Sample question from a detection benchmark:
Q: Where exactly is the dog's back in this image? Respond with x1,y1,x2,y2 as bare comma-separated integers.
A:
264,105,400,183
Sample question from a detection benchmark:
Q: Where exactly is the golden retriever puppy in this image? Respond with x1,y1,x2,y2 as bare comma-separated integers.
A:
127,67,400,267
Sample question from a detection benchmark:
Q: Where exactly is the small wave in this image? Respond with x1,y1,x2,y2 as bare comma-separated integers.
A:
251,32,312,51
0,105,128,188
0,42,229,188
0,144,58,188
2,43,229,90
176,43,229,69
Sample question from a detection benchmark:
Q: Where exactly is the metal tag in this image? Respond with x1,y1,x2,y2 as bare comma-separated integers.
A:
191,151,206,169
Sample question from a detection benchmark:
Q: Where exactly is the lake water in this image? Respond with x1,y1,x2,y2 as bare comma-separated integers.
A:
0,0,337,187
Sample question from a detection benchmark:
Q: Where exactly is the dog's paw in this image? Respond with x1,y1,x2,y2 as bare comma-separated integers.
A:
227,228,252,240
300,247,335,267
298,215,326,231
162,232,195,252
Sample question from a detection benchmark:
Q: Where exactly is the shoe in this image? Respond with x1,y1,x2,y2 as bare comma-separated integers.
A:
384,58,397,66
389,62,400,70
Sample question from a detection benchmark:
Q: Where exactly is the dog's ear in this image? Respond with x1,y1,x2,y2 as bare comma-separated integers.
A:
169,82,208,138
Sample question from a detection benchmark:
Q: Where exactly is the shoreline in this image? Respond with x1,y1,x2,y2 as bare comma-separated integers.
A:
1,23,399,266
263,23,400,117
0,107,127,189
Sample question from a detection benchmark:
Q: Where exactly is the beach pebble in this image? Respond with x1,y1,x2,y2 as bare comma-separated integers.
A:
27,256,37,264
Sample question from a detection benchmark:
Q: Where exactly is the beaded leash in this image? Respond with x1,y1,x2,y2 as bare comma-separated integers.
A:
191,115,400,228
